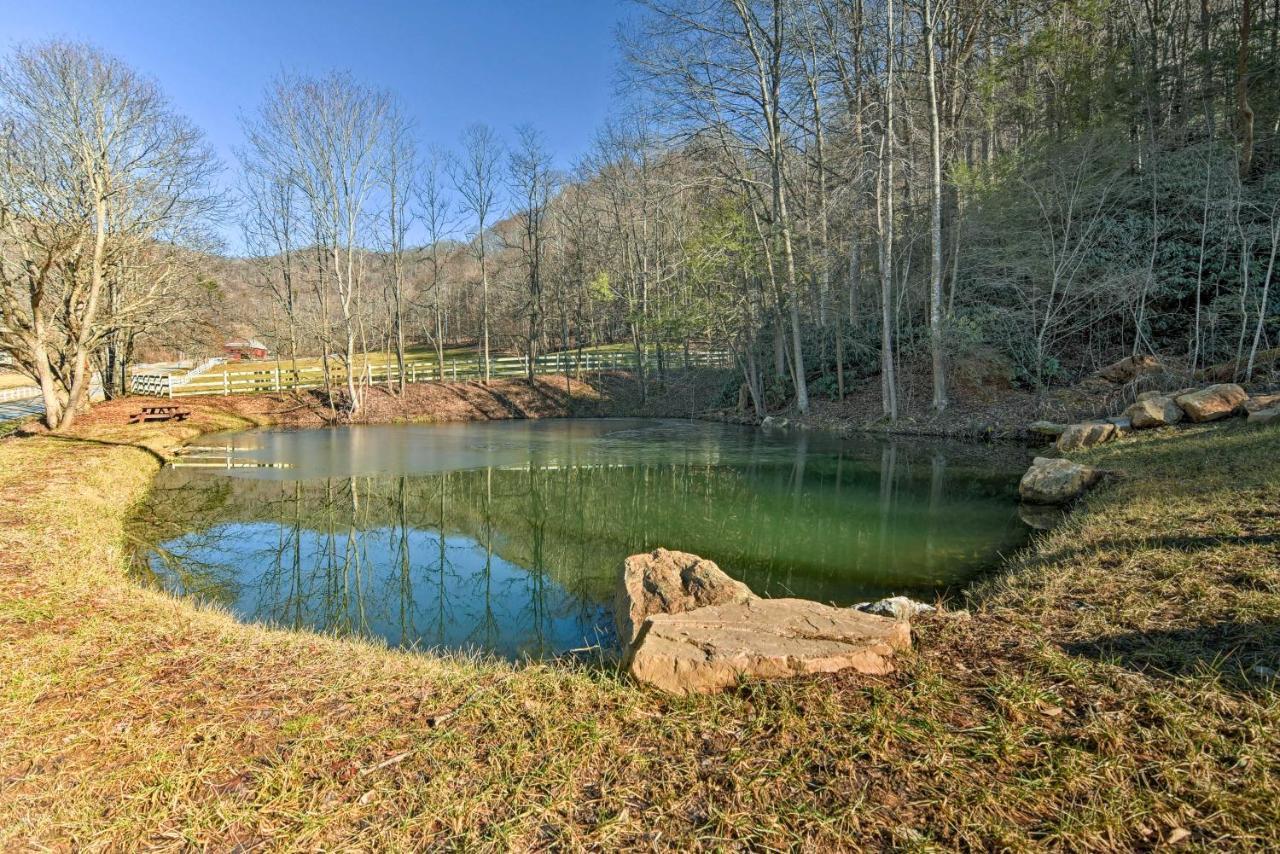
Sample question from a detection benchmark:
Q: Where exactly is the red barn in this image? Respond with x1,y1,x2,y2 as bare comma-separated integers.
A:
223,339,269,361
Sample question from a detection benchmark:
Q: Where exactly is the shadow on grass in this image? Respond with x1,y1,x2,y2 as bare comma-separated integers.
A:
1064,618,1280,693
38,432,173,465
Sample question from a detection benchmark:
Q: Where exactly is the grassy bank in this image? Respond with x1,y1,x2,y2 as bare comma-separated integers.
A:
1,400,1277,849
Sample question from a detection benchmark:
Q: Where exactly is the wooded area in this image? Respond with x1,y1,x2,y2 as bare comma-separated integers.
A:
2,0,1278,429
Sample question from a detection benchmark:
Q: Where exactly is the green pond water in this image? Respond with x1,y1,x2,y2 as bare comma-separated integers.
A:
130,418,1034,659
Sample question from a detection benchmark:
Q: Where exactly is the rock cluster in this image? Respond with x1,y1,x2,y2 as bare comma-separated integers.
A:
1041,382,1274,453
617,549,912,694
1021,381,1276,508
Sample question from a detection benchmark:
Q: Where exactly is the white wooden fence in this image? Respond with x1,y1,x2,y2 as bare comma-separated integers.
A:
129,349,732,399
0,386,42,404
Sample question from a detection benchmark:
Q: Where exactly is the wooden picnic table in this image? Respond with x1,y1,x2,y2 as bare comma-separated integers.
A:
129,404,192,424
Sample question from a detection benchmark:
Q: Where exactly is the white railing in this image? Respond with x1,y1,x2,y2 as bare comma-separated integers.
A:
174,356,227,386
0,386,41,403
130,372,173,397
129,349,732,399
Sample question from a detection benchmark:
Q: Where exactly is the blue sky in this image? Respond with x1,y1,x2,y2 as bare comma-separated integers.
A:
0,0,630,247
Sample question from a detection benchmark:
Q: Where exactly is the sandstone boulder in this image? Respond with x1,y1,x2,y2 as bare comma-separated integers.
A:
1124,395,1183,429
1056,421,1116,452
1106,416,1133,435
1096,354,1162,384
1028,420,1068,438
625,597,910,694
615,548,755,646
1018,456,1101,505
1175,384,1247,422
1248,406,1280,426
760,415,790,432
1244,392,1280,414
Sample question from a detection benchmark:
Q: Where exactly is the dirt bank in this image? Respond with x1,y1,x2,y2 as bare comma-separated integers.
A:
23,369,727,440
725,353,1280,440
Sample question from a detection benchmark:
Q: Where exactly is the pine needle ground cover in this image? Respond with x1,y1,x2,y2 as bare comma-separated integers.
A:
1,407,1277,850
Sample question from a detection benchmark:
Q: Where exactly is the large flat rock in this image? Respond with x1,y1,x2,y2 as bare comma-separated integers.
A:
625,598,911,695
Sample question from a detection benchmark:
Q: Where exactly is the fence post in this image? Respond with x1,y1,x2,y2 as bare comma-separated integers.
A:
274,367,280,392
167,375,173,398
223,372,229,396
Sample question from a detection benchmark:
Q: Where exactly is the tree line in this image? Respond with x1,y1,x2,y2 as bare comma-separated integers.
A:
2,1,1278,429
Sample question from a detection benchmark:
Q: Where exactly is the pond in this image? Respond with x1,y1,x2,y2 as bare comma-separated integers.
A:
130,418,1034,660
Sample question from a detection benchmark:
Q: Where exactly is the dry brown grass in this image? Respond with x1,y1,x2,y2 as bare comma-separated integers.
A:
0,400,1277,850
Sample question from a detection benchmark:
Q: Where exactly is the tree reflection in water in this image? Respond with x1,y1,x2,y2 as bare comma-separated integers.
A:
129,421,1032,659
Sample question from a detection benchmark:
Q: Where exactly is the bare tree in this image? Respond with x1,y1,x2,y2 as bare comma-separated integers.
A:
1245,188,1279,379
1235,0,1254,178
920,0,947,411
252,72,391,414
416,146,456,380
508,124,558,380
382,103,417,393
877,0,900,420
452,123,504,384
628,0,812,412
0,40,220,429
239,137,302,374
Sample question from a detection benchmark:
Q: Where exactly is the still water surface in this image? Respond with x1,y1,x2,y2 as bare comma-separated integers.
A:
131,419,1032,659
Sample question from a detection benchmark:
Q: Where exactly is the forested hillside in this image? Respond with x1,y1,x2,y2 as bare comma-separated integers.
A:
3,1,1278,427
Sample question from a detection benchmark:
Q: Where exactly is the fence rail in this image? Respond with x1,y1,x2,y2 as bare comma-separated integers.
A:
0,386,42,403
130,349,732,399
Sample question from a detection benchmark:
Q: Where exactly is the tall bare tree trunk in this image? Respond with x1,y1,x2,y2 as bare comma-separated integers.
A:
878,0,900,421
1236,0,1254,177
924,0,948,411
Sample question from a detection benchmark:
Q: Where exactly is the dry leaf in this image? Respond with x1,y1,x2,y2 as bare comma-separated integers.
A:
1036,699,1064,717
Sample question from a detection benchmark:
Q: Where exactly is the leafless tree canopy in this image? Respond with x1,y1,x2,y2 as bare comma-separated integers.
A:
4,1,1280,426
0,40,221,428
